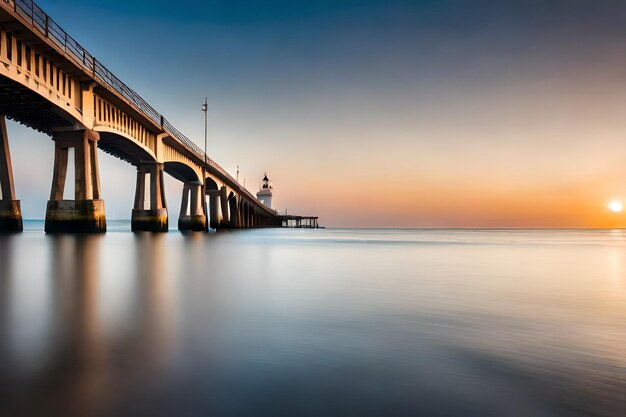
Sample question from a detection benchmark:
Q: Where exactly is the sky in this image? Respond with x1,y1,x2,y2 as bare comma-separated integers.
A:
6,0,626,227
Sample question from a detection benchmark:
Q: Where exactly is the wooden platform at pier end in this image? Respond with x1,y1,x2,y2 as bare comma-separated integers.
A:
279,215,320,229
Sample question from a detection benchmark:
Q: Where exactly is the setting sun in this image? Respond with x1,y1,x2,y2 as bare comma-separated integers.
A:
608,201,623,213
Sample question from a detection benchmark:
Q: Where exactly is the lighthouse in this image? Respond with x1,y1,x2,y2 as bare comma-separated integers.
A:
256,173,273,208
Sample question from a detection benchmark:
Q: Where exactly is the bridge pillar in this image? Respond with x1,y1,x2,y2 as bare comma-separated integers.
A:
241,202,250,229
132,163,168,232
0,116,22,232
45,129,106,233
178,181,207,231
219,186,230,227
228,195,238,228
240,202,246,228
207,190,221,230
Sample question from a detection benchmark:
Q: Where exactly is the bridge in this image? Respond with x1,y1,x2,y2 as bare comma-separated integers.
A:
0,0,290,233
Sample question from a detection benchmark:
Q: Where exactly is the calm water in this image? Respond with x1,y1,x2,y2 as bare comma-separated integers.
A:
0,223,625,417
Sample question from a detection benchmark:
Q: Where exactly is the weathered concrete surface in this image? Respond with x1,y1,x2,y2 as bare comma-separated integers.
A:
132,208,168,232
45,200,106,233
0,200,23,232
178,214,207,232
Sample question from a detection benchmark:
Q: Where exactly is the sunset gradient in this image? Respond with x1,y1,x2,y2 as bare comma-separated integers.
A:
7,0,626,227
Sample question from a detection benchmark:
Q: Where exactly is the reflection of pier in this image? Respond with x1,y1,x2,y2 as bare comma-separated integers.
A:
0,233,177,416
279,215,320,229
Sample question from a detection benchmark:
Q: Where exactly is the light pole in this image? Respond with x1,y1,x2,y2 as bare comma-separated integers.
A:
201,97,208,230
202,97,208,165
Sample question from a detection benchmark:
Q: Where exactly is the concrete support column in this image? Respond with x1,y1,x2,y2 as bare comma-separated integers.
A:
131,163,168,232
134,171,146,210
190,184,201,215
0,116,22,232
207,190,221,229
239,201,245,228
219,186,230,227
239,201,244,228
228,195,238,228
178,181,207,231
45,129,106,233
179,184,190,217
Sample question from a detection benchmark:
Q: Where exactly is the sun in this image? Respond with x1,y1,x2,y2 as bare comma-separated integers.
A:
608,201,623,213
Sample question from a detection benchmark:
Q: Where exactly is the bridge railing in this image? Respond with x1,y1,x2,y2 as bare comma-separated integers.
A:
159,118,237,184
12,0,164,126
12,4,228,168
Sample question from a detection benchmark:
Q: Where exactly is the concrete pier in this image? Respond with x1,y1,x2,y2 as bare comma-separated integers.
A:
45,200,106,233
219,186,230,227
132,208,168,232
132,163,168,232
207,189,221,229
280,215,320,228
228,195,239,228
45,130,106,233
0,200,22,231
0,116,22,232
178,181,206,231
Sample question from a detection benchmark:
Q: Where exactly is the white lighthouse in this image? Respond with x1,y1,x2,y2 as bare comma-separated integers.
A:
256,173,273,208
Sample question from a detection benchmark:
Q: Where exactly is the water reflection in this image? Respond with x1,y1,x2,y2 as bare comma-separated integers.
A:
131,232,175,375
0,232,180,416
0,228,625,416
0,235,14,374
50,234,107,415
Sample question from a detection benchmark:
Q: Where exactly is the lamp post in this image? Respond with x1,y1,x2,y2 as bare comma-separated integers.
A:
202,97,208,165
201,97,208,230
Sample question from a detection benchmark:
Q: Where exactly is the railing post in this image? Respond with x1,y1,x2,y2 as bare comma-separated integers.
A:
44,15,48,37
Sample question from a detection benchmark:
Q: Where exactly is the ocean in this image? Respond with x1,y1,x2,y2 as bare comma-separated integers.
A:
0,223,624,416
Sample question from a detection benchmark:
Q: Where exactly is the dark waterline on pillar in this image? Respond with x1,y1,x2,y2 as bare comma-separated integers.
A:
45,200,106,233
0,200,22,232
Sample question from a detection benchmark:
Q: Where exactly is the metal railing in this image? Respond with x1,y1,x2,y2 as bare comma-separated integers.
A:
7,0,249,199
